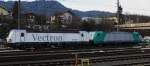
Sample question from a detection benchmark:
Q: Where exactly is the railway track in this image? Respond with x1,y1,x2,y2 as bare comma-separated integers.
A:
0,47,150,66
0,52,150,66
0,47,142,56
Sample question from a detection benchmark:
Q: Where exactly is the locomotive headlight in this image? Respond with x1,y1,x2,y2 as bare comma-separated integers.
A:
8,39,12,43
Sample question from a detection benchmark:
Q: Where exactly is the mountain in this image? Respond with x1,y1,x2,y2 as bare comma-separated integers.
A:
72,10,114,17
0,0,114,17
0,1,68,16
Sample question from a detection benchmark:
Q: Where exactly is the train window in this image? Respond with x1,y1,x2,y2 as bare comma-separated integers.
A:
21,33,24,37
97,33,100,36
81,33,84,37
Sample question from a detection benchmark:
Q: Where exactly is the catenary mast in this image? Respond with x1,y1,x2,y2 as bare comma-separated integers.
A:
116,0,123,31
18,0,21,29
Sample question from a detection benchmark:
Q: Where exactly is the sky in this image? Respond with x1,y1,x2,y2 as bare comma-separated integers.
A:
1,0,150,16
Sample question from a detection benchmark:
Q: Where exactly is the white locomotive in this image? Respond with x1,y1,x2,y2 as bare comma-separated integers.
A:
6,29,90,48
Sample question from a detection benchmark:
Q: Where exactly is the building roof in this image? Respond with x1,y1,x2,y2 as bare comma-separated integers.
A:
0,5,8,11
52,10,76,16
0,5,9,15
118,22,150,28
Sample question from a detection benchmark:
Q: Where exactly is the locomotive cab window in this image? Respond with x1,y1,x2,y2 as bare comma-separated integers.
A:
21,33,24,37
81,33,84,37
97,33,100,36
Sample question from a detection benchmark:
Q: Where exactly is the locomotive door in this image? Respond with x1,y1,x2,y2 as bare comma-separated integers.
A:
20,32,25,42
80,32,88,41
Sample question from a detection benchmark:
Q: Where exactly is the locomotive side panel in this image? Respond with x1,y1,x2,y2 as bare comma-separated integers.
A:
104,32,134,43
103,32,142,44
63,33,81,42
91,31,142,45
26,33,64,43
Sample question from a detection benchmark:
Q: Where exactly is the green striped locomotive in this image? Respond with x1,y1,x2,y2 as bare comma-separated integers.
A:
89,31,142,45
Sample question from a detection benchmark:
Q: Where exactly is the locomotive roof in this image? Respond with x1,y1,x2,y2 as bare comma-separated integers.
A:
28,30,81,33
108,32,130,34
10,29,85,33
